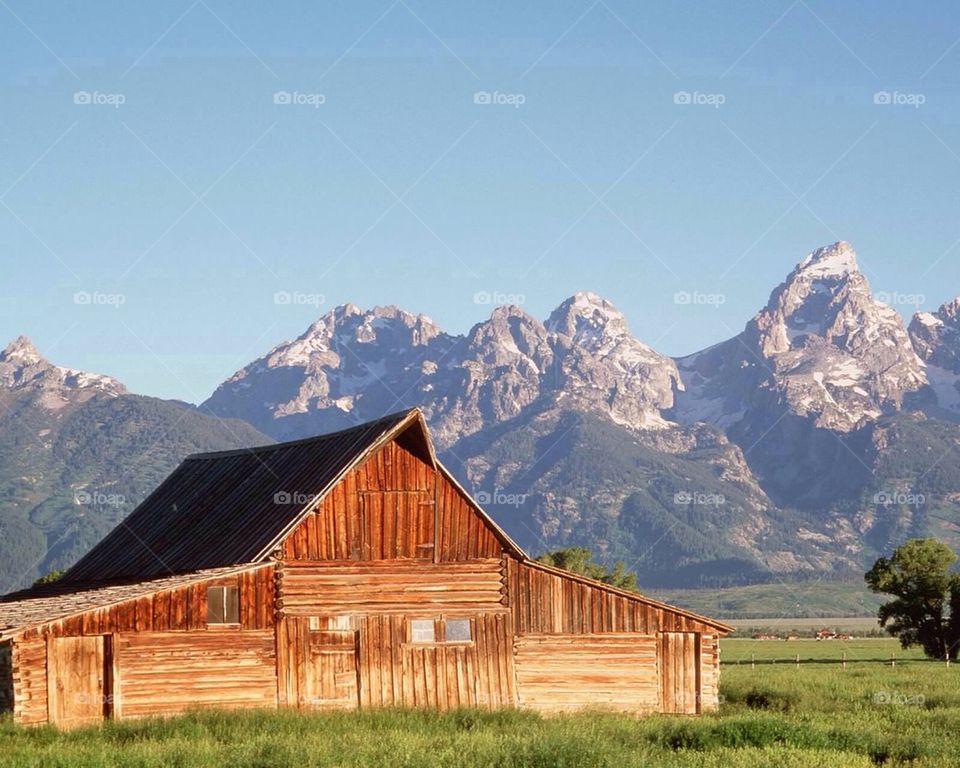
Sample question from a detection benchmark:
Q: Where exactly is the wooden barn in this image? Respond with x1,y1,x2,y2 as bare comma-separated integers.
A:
0,409,730,727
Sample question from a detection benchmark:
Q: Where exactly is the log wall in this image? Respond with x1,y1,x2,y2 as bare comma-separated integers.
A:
514,634,659,713
700,633,720,712
115,631,277,718
282,440,502,562
277,559,507,615
11,636,47,725
0,641,12,713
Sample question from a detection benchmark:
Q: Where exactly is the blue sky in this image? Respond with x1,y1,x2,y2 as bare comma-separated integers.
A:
2,1,960,402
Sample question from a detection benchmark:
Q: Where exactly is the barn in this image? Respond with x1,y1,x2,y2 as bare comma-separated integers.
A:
0,408,730,727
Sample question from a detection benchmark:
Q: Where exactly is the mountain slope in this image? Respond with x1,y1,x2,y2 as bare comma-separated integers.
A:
910,296,960,420
0,338,272,593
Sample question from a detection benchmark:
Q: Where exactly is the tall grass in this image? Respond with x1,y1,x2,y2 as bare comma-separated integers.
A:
2,639,958,767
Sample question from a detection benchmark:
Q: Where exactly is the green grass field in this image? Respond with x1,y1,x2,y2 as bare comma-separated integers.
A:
649,581,884,620
726,617,884,636
1,638,958,767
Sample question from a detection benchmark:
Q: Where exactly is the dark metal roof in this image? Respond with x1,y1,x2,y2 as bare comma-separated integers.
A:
61,409,422,584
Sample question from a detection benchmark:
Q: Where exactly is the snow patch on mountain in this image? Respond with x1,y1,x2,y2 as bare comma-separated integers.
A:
674,241,927,432
0,336,127,408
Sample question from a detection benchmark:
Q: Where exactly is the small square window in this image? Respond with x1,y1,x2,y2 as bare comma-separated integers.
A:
207,586,239,624
331,615,353,630
410,619,436,643
444,619,472,643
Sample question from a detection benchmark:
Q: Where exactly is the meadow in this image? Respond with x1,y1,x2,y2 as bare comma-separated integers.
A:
1,638,957,768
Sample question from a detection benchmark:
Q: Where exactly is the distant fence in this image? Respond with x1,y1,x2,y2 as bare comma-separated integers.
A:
722,653,950,668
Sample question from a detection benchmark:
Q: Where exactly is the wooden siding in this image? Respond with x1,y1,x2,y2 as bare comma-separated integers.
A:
277,559,508,616
116,631,277,717
0,641,12,713
358,613,515,709
508,559,719,635
282,440,502,563
515,634,659,713
11,636,47,725
13,566,275,642
700,633,720,712
658,632,701,715
278,613,515,710
435,473,503,561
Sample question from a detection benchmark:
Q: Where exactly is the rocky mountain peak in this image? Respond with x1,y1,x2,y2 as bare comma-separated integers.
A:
676,241,926,433
546,291,629,347
1,335,43,365
204,293,687,445
795,240,859,280
909,296,960,417
909,296,960,370
0,336,126,404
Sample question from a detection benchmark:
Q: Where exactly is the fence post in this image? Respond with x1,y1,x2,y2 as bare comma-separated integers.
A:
842,651,846,670
891,653,896,668
751,653,755,669
795,653,800,670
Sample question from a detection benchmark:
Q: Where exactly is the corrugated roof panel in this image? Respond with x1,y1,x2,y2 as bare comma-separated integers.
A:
60,410,418,583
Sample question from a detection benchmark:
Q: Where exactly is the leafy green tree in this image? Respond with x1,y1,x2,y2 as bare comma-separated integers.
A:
536,547,639,592
32,569,65,587
865,538,960,660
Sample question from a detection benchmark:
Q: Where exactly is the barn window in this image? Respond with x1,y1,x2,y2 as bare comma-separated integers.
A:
409,619,436,643
444,618,472,643
207,586,239,624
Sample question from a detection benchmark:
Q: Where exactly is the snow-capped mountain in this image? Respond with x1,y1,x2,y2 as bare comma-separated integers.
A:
673,241,927,433
5,239,958,591
0,336,127,407
0,338,269,593
203,292,683,447
199,240,960,584
910,297,960,419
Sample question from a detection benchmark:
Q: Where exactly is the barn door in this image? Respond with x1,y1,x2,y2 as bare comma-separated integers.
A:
658,632,701,715
47,636,110,727
305,629,359,709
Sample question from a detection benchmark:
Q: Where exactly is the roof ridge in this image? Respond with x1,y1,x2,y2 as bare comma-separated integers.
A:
185,408,420,460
